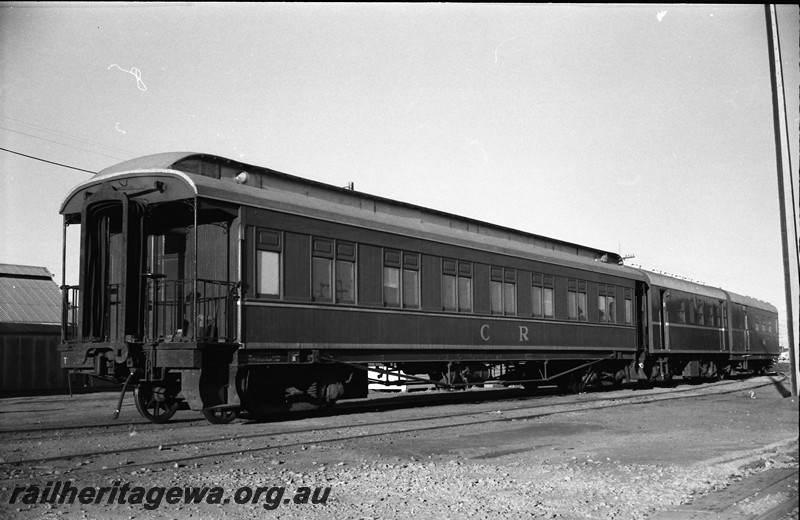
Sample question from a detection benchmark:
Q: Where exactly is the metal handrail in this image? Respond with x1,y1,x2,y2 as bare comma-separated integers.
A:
62,278,237,344
145,278,237,343
61,285,79,342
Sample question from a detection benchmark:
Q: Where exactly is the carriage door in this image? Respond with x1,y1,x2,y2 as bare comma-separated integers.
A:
636,282,649,351
147,231,188,340
743,306,750,353
719,300,728,351
659,290,670,351
80,188,147,343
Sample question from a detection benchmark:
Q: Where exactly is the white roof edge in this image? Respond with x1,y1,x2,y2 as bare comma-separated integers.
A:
60,169,198,214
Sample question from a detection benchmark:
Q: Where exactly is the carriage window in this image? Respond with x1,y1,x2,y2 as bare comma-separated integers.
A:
568,281,576,320
336,260,355,303
491,268,503,315
598,285,607,322
312,238,333,302
383,266,400,306
442,274,457,311
568,279,587,321
383,249,401,307
458,262,472,312
442,259,471,312
313,257,332,301
579,281,587,322
257,251,280,296
532,274,543,317
598,284,617,323
607,286,615,323
402,252,420,309
335,241,356,303
543,276,554,318
257,228,281,297
532,274,554,318
491,267,516,315
504,270,516,315
624,288,633,324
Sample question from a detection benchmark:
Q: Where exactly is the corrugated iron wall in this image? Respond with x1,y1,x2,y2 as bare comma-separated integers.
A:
0,328,69,395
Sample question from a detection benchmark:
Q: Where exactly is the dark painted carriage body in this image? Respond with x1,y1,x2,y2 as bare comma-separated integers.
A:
57,153,780,422
644,272,778,378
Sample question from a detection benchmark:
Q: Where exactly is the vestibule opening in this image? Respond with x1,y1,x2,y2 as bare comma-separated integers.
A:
68,193,238,345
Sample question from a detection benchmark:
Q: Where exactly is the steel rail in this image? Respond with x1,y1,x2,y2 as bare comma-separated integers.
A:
0,375,785,482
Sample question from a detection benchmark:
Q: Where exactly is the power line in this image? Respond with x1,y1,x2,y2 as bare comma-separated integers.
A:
0,116,135,159
0,147,96,174
0,115,135,158
0,126,127,161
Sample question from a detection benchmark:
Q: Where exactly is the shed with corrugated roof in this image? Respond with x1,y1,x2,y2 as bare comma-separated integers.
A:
0,263,68,394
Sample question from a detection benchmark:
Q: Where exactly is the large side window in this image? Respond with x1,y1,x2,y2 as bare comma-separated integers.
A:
384,249,422,308
532,273,554,318
335,241,356,303
607,286,616,323
383,249,401,307
312,238,334,302
402,252,420,309
598,284,607,322
257,228,281,297
442,259,457,311
624,288,633,325
458,262,472,312
490,267,516,315
312,238,358,304
599,284,617,323
568,279,587,321
490,268,503,315
442,259,472,312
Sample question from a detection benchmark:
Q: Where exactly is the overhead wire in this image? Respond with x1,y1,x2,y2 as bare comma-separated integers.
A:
0,126,127,161
0,115,135,159
0,147,96,174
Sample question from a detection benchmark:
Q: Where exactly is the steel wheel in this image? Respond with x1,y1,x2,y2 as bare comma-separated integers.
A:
557,370,588,394
134,384,179,423
202,408,237,424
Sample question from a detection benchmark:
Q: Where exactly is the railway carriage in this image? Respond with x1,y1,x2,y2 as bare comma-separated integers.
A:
57,153,780,424
644,272,779,381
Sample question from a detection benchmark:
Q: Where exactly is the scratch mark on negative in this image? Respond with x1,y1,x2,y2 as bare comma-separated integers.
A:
494,36,518,64
108,64,147,91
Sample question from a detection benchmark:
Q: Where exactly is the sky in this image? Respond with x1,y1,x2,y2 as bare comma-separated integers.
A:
1,3,798,347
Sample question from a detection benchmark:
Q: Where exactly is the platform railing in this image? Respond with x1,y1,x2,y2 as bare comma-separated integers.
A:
61,279,237,344
61,285,79,342
145,278,237,343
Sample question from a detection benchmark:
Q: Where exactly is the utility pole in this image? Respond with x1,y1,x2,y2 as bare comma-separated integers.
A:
764,4,798,399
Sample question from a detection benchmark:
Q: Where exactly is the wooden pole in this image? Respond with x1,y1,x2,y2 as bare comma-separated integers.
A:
764,4,798,399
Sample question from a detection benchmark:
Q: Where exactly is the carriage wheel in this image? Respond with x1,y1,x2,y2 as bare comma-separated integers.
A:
557,370,588,394
134,384,179,423
202,408,238,424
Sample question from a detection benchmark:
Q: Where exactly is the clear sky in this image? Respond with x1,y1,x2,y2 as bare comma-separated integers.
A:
1,3,798,346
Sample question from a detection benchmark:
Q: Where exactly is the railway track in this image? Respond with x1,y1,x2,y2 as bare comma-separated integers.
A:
0,374,785,484
0,370,770,440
